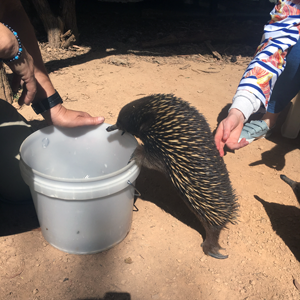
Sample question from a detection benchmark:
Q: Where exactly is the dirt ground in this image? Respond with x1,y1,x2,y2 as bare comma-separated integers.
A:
1,2,300,300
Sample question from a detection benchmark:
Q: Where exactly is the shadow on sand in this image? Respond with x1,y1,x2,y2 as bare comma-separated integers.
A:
135,166,206,242
77,291,131,300
254,195,300,262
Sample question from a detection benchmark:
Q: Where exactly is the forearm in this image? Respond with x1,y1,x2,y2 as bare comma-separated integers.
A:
0,23,20,60
0,0,55,100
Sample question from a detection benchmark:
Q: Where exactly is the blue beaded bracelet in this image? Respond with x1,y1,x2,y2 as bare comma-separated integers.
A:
0,23,23,63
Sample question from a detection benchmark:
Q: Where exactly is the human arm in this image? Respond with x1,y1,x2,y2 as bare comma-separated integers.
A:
0,0,104,127
0,22,37,104
215,0,300,156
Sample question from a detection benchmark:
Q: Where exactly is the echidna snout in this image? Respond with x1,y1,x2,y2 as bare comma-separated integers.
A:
106,124,118,132
107,94,239,259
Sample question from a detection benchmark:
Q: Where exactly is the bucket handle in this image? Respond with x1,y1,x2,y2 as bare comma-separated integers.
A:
127,180,141,197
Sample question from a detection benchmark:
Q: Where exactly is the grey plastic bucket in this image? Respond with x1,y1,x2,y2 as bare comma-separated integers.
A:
19,124,140,254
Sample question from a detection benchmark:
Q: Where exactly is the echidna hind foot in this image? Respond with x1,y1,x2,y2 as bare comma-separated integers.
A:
201,224,228,259
201,241,228,260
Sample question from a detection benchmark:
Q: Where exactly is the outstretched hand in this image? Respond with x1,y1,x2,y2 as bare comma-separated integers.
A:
214,108,249,157
42,104,105,128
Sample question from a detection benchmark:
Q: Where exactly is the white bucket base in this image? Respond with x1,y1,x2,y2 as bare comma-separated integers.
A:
19,124,140,254
33,186,134,254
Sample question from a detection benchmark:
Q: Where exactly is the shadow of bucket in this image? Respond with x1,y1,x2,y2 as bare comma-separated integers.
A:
19,124,140,254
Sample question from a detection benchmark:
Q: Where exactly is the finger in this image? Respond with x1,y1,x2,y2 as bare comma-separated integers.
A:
214,123,224,150
218,143,225,157
75,116,105,127
214,124,226,157
222,120,233,141
22,80,37,105
226,138,249,151
18,86,37,106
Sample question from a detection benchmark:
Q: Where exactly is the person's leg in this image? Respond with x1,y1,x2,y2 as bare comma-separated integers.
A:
262,37,300,128
267,37,300,114
239,38,300,143
261,111,280,128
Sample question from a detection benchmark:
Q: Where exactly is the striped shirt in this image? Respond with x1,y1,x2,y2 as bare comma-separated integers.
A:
231,0,300,121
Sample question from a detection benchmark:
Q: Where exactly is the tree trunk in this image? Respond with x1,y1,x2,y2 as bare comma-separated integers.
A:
0,64,13,104
60,0,78,42
31,0,63,48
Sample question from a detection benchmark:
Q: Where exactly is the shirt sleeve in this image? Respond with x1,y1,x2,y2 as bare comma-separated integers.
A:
231,0,300,120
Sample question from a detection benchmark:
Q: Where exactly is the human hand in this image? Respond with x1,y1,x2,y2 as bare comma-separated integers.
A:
214,108,249,157
6,46,37,105
42,104,105,127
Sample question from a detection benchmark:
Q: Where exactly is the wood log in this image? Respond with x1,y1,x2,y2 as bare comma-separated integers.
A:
204,40,222,60
0,64,13,104
31,0,63,48
60,0,78,42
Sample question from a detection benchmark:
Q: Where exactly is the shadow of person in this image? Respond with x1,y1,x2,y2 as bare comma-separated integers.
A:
77,291,131,300
249,134,300,170
254,195,300,261
0,99,44,236
134,166,206,242
0,201,39,237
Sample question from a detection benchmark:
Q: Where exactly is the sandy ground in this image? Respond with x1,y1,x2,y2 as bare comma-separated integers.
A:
1,3,300,300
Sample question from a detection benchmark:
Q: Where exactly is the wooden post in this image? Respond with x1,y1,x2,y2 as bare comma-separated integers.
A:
31,0,63,48
60,0,78,42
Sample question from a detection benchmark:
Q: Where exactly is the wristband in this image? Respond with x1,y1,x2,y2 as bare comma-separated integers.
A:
31,91,63,115
0,23,23,63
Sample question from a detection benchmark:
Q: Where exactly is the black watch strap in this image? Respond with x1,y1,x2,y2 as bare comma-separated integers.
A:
31,91,63,114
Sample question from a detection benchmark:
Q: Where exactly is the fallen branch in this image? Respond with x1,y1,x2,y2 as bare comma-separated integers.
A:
61,29,72,39
61,34,76,49
204,40,222,60
192,68,220,74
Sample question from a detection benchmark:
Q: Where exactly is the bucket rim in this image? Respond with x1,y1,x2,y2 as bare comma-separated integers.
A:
19,157,138,183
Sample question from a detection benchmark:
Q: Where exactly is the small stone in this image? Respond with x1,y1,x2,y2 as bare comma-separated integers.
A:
42,242,47,247
106,48,116,53
230,55,237,63
124,257,133,264
215,278,221,283
33,289,38,295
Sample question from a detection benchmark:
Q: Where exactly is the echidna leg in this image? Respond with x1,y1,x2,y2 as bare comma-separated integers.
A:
201,222,228,259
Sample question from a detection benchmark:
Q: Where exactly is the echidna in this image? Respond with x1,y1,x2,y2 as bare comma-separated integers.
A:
107,94,239,259
280,174,300,204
